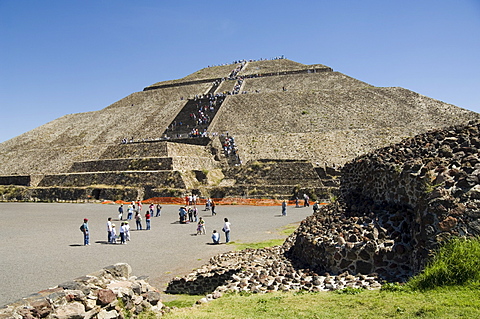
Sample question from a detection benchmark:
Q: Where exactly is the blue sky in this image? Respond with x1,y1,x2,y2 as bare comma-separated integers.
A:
1,0,479,143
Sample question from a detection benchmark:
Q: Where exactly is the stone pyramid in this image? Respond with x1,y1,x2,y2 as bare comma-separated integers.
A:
0,59,477,201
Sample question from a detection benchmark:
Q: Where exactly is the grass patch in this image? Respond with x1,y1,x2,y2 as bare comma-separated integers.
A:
231,223,299,251
233,239,284,251
163,294,201,309
279,223,300,236
163,286,480,318
407,237,480,290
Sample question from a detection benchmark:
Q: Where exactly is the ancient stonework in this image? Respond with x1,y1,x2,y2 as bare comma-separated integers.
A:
288,120,480,279
0,263,167,319
166,121,480,295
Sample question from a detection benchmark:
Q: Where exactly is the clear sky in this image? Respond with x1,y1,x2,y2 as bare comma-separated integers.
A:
1,0,479,143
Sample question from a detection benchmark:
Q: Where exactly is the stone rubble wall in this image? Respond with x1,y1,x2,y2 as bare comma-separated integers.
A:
288,120,480,279
0,263,168,319
166,247,382,296
284,203,415,281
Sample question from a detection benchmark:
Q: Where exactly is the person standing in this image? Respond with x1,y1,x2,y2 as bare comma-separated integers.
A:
120,222,127,244
303,194,310,207
145,211,151,230
135,212,142,230
282,200,287,216
118,204,124,220
125,221,131,241
156,204,162,217
179,206,187,224
107,217,113,243
80,218,90,245
313,201,319,213
127,205,133,220
111,224,117,244
223,218,231,243
193,206,198,222
197,217,206,235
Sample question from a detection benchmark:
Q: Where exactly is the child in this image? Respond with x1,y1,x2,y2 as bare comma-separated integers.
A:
111,224,117,244
197,217,205,235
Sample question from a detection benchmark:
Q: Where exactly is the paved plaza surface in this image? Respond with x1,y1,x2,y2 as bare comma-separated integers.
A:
0,202,314,307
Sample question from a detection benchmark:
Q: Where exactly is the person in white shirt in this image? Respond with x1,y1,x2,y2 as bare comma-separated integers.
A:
111,224,117,244
120,222,127,244
107,217,113,243
223,218,231,243
125,221,131,241
212,230,220,244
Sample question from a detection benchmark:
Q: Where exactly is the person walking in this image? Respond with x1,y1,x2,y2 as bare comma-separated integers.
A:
211,200,216,215
80,218,90,245
282,200,287,216
223,218,231,243
156,204,162,217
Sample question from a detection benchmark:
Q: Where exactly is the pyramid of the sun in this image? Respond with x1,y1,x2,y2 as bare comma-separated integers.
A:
0,59,477,201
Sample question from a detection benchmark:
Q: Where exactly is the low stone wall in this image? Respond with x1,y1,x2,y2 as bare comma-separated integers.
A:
0,175,30,186
100,143,169,159
203,185,333,201
226,160,322,187
0,263,167,319
166,246,382,296
68,158,174,172
28,187,140,202
38,171,186,189
284,203,415,281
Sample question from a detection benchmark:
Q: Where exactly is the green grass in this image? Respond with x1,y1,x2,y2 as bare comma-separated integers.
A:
233,239,285,251
163,295,202,309
407,237,480,290
231,223,299,251
162,286,480,318
161,237,480,318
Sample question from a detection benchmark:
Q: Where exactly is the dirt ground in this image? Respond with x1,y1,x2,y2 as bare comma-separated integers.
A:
0,202,313,307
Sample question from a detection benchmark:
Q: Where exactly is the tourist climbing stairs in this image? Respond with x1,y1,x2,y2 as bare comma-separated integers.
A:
219,134,241,166
163,80,226,139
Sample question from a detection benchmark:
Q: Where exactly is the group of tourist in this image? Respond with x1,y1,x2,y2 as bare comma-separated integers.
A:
80,199,231,246
205,56,285,69
178,195,229,244
106,217,131,244
222,135,238,158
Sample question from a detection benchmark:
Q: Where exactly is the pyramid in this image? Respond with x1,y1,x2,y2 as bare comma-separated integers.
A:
0,59,477,201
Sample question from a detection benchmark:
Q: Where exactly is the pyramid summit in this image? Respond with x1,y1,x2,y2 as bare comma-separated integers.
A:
0,58,478,201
